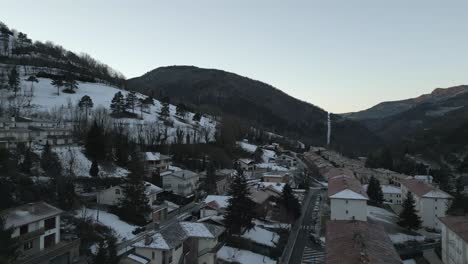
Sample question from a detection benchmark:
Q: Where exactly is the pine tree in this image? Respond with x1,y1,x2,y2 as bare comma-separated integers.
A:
205,162,218,194
126,91,137,113
63,74,78,93
160,102,170,120
51,78,64,95
7,66,20,97
41,142,62,178
0,217,19,263
176,103,187,119
224,174,255,234
253,148,264,163
366,176,384,204
78,95,94,117
85,121,106,162
281,184,301,221
110,91,126,115
118,154,151,226
0,70,7,89
93,235,119,264
19,148,32,175
89,160,99,178
193,112,202,122
398,192,422,230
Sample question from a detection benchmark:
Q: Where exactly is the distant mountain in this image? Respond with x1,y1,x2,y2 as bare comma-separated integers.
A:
345,85,468,121
127,66,381,155
344,85,468,169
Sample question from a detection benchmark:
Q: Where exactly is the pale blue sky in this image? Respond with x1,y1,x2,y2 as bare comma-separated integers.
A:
2,0,468,113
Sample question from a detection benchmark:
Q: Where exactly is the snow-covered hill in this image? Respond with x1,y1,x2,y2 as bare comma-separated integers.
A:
4,74,217,144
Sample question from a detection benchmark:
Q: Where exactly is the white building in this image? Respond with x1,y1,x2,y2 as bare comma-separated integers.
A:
439,216,468,264
363,184,402,205
129,221,225,264
162,170,199,197
143,152,171,176
276,153,298,168
200,195,230,218
400,178,452,229
236,158,256,171
328,175,368,221
0,202,80,264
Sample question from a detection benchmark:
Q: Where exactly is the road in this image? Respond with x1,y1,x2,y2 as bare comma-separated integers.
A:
289,189,325,264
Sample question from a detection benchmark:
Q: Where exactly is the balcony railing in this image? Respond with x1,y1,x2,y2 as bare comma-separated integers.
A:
14,239,80,264
17,228,45,242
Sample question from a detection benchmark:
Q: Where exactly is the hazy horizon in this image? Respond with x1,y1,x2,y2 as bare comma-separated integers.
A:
3,0,468,113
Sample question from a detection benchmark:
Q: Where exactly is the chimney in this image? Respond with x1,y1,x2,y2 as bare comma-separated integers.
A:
144,235,153,245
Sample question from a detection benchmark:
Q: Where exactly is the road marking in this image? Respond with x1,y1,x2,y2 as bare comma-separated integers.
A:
302,246,325,264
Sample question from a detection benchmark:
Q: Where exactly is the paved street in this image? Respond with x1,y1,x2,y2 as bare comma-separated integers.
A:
288,189,325,264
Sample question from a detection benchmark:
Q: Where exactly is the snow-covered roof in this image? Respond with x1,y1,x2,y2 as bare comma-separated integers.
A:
258,182,285,193
328,174,368,200
400,178,451,199
423,190,452,199
329,189,368,200
144,181,163,195
180,222,224,238
203,195,231,209
217,246,277,264
1,202,63,228
127,254,150,264
163,169,198,179
238,158,255,165
144,152,170,161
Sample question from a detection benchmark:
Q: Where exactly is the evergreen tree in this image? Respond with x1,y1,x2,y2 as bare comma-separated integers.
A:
0,217,19,263
51,78,64,95
192,112,202,122
19,148,32,175
85,121,106,162
176,103,187,119
0,70,7,89
93,235,119,264
63,75,78,93
0,179,14,211
160,102,170,120
78,95,94,117
224,174,255,234
25,75,38,97
118,154,151,226
126,91,137,113
41,142,62,178
281,184,301,221
398,192,422,230
89,160,99,177
253,148,264,163
205,162,218,194
366,176,384,204
110,91,126,114
7,66,20,97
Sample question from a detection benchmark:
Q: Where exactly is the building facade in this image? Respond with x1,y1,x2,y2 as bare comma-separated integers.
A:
328,175,368,221
439,216,468,264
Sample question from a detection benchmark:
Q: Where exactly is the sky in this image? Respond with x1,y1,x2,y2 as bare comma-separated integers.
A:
2,0,468,113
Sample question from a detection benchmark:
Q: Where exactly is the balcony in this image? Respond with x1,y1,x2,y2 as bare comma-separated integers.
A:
17,228,45,242
14,238,80,264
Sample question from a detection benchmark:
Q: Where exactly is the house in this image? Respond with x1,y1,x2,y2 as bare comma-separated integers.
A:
97,181,167,222
328,174,368,221
236,159,256,171
276,153,298,168
439,215,468,264
143,152,171,176
199,170,232,195
249,183,283,218
363,184,402,204
0,202,80,264
262,171,289,183
200,195,230,218
400,178,452,229
162,170,199,197
326,220,402,264
129,221,225,264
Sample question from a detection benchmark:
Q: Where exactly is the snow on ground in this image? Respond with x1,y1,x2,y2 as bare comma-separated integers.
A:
237,141,257,153
21,77,217,143
53,145,128,177
367,206,398,224
217,246,276,264
262,149,276,163
258,182,285,193
256,163,288,171
241,226,279,247
389,233,425,244
75,208,138,242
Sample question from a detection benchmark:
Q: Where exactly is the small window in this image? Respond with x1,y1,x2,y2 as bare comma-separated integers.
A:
435,199,438,202
23,241,33,250
152,251,155,260
346,210,349,214
44,217,56,231
346,200,348,204
115,189,121,195
20,225,28,235
435,206,437,210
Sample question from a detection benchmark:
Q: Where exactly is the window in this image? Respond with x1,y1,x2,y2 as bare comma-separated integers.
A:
20,225,28,235
23,241,33,250
44,217,56,231
346,210,349,214
345,200,348,204
435,206,437,210
152,251,155,260
44,234,55,248
435,199,438,202
115,189,120,195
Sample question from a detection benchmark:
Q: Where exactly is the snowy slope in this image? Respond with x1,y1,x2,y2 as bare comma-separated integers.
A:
13,76,217,143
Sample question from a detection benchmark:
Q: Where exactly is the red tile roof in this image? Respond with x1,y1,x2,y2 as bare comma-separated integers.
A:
326,220,402,264
439,216,468,243
400,178,433,197
328,174,368,199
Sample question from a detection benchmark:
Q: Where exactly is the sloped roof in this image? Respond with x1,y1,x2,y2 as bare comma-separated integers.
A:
144,152,170,161
0,202,63,228
164,170,198,179
439,216,468,243
328,175,368,200
203,195,230,209
326,220,402,264
400,178,451,198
